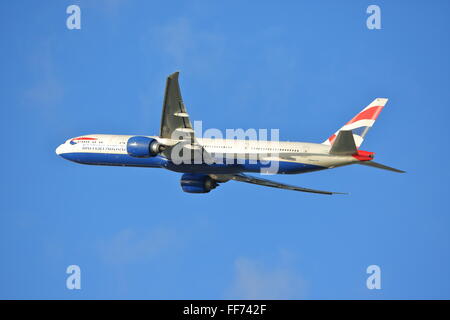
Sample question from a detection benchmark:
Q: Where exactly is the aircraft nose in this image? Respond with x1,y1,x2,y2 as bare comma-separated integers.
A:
55,144,64,155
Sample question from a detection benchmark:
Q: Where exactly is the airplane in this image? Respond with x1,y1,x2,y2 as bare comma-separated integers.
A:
55,72,404,195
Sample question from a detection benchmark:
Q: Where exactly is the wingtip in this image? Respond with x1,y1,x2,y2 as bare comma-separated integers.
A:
168,71,180,79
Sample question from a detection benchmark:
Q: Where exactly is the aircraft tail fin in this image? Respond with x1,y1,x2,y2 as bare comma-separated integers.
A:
323,98,388,148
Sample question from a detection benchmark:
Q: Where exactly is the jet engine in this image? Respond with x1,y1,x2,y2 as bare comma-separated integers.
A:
180,173,218,193
126,136,164,158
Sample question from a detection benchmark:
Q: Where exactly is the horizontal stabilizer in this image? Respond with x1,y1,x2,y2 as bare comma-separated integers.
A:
358,161,405,173
329,130,357,155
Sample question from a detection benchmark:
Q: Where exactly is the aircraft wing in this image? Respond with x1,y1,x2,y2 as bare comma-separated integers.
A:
159,72,215,164
160,72,194,140
231,173,346,195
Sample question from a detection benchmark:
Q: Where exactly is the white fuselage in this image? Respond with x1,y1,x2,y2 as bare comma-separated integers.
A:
56,134,358,175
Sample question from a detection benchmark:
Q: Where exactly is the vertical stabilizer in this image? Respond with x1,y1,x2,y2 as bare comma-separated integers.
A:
323,98,388,148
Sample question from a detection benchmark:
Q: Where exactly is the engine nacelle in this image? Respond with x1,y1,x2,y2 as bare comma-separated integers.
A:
180,173,218,193
126,136,163,158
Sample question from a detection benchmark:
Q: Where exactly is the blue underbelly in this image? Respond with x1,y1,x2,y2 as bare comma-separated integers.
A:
61,152,325,174
61,152,168,167
241,160,325,174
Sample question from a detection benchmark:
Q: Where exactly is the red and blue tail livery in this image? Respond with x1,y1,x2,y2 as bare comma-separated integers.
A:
323,98,387,148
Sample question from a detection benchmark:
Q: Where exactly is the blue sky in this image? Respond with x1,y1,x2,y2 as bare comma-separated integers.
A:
1,0,449,299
